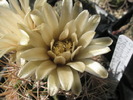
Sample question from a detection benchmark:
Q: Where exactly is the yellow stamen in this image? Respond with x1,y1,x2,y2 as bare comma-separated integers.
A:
52,40,73,56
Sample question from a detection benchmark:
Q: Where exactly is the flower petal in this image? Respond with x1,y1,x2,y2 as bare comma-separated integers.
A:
61,51,71,62
47,50,56,59
19,29,29,45
59,0,73,32
48,70,60,96
71,32,78,46
78,31,95,48
67,61,85,72
20,48,49,61
72,1,83,19
50,39,55,50
59,28,69,41
71,69,82,96
71,46,82,60
76,46,110,59
18,24,46,47
39,23,53,46
36,60,56,80
30,13,43,26
57,66,73,91
90,37,113,47
75,10,89,37
28,31,46,47
84,15,101,32
24,11,34,30
64,20,76,35
18,61,41,78
30,9,44,25
43,3,58,33
83,59,108,78
54,56,66,65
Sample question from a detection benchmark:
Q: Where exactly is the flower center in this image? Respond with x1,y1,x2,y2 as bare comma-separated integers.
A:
52,39,73,56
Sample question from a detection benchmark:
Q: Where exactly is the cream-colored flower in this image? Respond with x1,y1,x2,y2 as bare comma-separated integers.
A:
0,0,113,96
0,0,46,59
0,7,29,58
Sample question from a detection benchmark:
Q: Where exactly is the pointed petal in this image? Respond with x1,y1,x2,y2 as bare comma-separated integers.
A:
72,41,76,52
19,29,29,45
76,46,111,59
28,31,46,47
64,20,76,35
48,70,60,96
43,3,58,32
18,24,46,47
72,1,83,19
57,66,73,91
71,46,82,60
30,9,44,25
67,61,85,72
78,31,95,48
75,10,89,37
59,0,73,32
47,50,56,59
40,23,53,46
71,33,78,46
20,48,49,61
59,28,69,41
36,60,56,80
90,37,113,47
71,69,82,96
54,56,66,65
50,39,55,50
61,51,71,61
84,15,101,32
18,61,41,78
30,13,42,26
83,59,108,78
24,11,34,29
